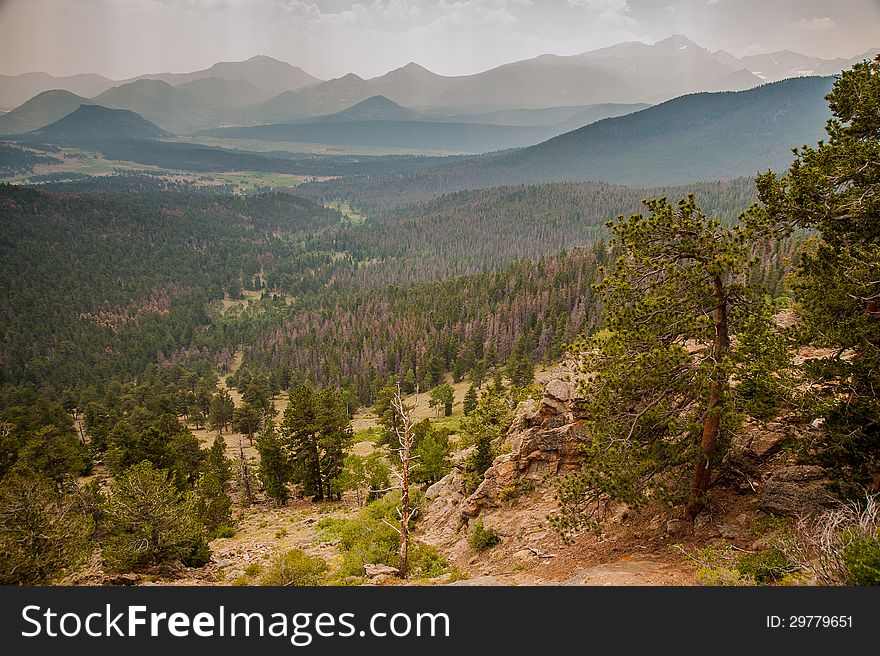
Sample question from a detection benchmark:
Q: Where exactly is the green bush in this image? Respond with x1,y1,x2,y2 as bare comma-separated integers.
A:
842,535,880,585
243,562,263,577
215,525,236,539
736,547,797,584
409,543,449,578
183,538,212,568
468,521,501,552
101,461,209,571
0,472,92,584
260,549,328,586
318,489,450,580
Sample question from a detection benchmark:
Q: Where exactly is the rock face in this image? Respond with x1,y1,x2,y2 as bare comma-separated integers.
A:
758,465,836,516
736,420,791,459
420,376,587,548
420,470,467,546
462,378,586,518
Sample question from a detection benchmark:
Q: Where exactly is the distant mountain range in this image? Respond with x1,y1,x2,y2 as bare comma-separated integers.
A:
291,75,836,202
200,96,649,153
0,55,318,111
0,37,874,137
476,75,835,186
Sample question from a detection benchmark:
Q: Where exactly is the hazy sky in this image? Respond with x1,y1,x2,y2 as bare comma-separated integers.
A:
1,0,878,80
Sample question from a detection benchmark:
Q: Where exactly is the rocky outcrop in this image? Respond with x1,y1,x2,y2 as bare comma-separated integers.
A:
758,465,836,516
420,470,467,546
461,378,586,518
419,376,588,550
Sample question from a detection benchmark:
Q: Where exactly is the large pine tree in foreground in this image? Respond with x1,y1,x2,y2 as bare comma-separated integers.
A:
553,196,787,536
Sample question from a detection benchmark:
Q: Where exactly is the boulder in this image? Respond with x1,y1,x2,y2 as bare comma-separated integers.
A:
758,465,836,516
665,519,693,538
364,564,399,578
545,378,576,403
420,471,467,547
747,423,790,459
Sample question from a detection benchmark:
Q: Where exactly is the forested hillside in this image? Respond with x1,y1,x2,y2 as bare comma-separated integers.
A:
0,185,341,391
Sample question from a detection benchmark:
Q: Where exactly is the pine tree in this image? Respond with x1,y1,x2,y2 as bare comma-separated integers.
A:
0,471,92,584
197,435,233,535
747,55,880,492
101,462,209,571
233,402,262,446
428,383,454,417
413,428,452,485
255,426,291,505
461,384,512,493
209,390,234,433
280,386,352,501
553,196,783,537
463,383,478,416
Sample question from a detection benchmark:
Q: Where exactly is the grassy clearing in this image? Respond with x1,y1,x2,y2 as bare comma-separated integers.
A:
2,145,318,193
167,135,465,157
325,200,368,224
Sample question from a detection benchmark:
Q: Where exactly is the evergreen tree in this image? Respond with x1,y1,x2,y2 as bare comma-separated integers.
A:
554,196,783,538
463,383,478,416
255,426,291,505
748,55,880,492
0,471,92,584
461,384,513,493
233,402,262,445
18,424,88,485
101,462,209,571
280,386,352,501
197,435,233,535
208,390,234,433
428,383,454,417
412,428,452,485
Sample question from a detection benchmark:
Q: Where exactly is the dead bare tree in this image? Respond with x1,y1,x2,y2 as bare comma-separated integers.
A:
383,384,419,578
237,438,254,507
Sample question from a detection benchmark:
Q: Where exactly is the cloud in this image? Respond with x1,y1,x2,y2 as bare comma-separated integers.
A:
566,0,634,26
784,17,835,32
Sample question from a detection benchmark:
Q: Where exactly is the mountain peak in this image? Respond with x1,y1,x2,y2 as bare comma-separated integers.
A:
655,34,701,50
245,55,284,64
318,94,417,122
401,62,431,73
25,103,169,145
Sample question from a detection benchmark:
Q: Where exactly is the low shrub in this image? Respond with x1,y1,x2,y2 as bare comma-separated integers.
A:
215,525,236,539
736,547,797,583
841,534,880,585
260,549,328,586
468,521,501,552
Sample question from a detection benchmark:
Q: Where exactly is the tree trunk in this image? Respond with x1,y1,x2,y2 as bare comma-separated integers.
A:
397,452,410,577
685,274,730,521
238,439,252,506
311,434,324,501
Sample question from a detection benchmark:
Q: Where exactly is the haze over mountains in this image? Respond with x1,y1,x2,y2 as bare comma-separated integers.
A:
0,34,875,189
292,75,835,203
0,35,874,136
